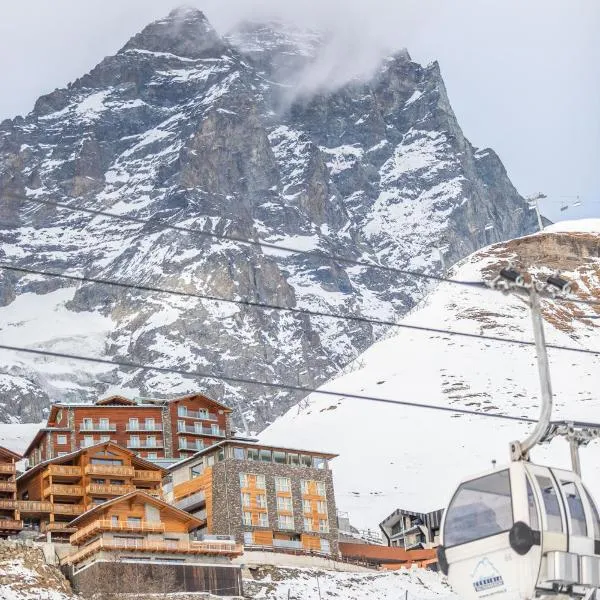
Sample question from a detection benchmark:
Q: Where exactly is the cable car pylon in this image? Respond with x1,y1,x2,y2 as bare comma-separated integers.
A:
438,267,600,600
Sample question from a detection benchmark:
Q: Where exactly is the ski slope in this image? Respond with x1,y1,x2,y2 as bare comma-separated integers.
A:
260,224,600,529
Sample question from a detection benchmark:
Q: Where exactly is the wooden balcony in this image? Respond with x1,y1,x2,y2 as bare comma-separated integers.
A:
85,465,135,477
133,470,162,483
53,503,85,516
0,519,23,531
71,519,166,545
43,484,83,498
0,464,16,474
86,483,135,496
46,465,82,478
0,499,16,510
18,500,53,513
62,537,243,566
0,481,16,492
41,522,77,534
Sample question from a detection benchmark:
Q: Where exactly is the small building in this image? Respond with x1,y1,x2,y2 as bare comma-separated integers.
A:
0,446,22,536
16,442,165,538
339,541,438,570
24,393,233,467
166,440,339,555
379,508,443,550
61,491,243,596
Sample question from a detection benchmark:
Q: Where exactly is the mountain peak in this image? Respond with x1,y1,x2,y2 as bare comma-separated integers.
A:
120,6,226,59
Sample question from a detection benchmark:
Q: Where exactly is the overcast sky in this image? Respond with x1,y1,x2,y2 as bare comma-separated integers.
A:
0,1,598,222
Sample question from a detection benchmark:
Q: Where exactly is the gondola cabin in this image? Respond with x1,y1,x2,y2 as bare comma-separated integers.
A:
438,462,600,600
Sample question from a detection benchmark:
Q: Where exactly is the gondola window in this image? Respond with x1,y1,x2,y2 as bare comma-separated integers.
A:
561,481,587,536
535,475,563,532
444,470,513,547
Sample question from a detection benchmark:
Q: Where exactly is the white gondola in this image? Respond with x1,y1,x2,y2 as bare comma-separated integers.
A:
437,277,600,600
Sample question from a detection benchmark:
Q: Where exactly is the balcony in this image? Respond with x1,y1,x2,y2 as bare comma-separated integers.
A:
41,522,76,534
0,499,16,509
85,465,135,477
177,424,225,437
175,491,206,512
0,464,16,474
18,500,53,513
177,409,218,421
0,519,23,531
86,483,135,496
274,539,303,550
126,441,164,450
178,443,205,452
43,484,83,498
0,481,16,492
62,537,243,566
53,503,85,516
79,423,117,432
126,424,163,432
133,470,162,483
47,465,82,478
70,519,166,545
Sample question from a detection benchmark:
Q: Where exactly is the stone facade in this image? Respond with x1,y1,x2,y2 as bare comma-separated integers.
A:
211,458,339,555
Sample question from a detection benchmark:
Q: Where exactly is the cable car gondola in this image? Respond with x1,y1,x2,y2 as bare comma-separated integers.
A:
437,279,600,600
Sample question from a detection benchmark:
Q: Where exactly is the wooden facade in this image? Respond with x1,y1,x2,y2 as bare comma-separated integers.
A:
61,491,243,569
0,446,22,535
16,442,165,538
24,393,232,466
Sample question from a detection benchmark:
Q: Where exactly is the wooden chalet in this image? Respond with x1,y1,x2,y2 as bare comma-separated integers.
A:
0,446,22,535
24,393,233,466
16,442,165,538
61,490,243,570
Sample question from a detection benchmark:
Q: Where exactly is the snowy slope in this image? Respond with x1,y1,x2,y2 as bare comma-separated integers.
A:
260,225,600,529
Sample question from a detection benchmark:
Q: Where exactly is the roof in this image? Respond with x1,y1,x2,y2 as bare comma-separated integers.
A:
68,490,203,529
379,507,444,529
140,392,233,413
339,542,436,564
0,446,22,461
23,427,71,457
94,395,137,406
168,438,339,471
18,441,167,483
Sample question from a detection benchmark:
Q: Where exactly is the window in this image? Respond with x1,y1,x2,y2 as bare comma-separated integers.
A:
128,418,139,430
536,475,563,532
584,486,600,539
129,436,140,448
147,453,158,460
316,482,326,497
301,455,312,467
317,501,328,514
145,418,155,430
56,435,67,445
240,473,249,488
303,500,311,514
194,422,203,433
92,478,106,484
92,498,108,505
83,436,94,447
217,448,225,462
526,477,539,530
110,480,125,485
242,493,251,507
258,513,269,527
277,496,292,512
278,515,294,530
111,516,119,525
57,452,68,457
301,481,309,495
91,457,123,466
191,464,204,479
56,410,63,424
256,474,266,490
233,447,245,460
146,436,156,447
303,517,313,532
247,448,259,461
127,517,142,527
319,519,329,533
273,451,286,464
256,494,267,508
444,470,513,547
259,449,272,462
313,457,326,469
288,453,299,466
275,477,291,493
100,436,110,443
99,418,110,430
211,424,220,435
561,481,587,536
83,418,93,429
177,420,185,432
178,406,187,417
242,512,252,526
206,455,215,467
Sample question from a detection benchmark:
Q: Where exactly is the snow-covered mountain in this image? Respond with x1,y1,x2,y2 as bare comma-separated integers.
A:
260,222,600,529
0,7,538,428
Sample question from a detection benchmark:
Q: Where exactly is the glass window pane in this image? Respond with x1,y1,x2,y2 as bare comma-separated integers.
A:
273,451,286,464
233,447,245,460
561,481,587,536
526,477,539,530
583,486,600,539
259,449,272,462
301,455,312,467
247,448,259,461
444,470,513,547
536,475,563,532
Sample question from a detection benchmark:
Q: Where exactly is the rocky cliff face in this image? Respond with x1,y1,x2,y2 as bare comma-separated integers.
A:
0,8,538,428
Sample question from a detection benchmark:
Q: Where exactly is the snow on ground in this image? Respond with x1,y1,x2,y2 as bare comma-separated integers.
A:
0,555,73,600
245,566,455,600
260,229,600,529
544,219,600,233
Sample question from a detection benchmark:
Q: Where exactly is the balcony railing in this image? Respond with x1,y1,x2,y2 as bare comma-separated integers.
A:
273,539,303,550
177,409,218,421
86,483,135,496
127,441,164,449
133,470,162,482
41,522,76,533
0,482,16,492
0,519,23,531
43,484,83,497
61,537,243,566
0,499,16,509
53,503,85,515
177,424,225,437
85,465,135,477
126,424,163,432
178,443,205,452
70,519,166,545
47,465,82,478
79,423,117,432
18,500,53,513
0,464,16,474
174,491,206,512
